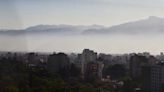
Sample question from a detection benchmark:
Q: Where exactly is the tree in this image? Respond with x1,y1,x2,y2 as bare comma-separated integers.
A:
103,64,127,80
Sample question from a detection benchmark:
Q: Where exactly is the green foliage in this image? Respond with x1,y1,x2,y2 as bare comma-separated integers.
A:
103,64,127,80
3,86,19,92
0,58,114,92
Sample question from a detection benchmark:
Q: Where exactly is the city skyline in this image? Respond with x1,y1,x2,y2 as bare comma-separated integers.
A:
1,1,164,92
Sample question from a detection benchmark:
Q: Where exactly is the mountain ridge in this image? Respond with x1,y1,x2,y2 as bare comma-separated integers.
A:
1,16,164,35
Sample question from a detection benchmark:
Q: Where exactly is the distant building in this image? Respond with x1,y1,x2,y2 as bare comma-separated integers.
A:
98,53,130,69
81,49,97,63
129,54,148,79
27,52,48,66
47,53,70,74
98,62,104,79
77,49,104,80
142,64,164,92
98,53,112,66
75,54,83,68
156,52,164,62
80,49,97,77
84,62,104,80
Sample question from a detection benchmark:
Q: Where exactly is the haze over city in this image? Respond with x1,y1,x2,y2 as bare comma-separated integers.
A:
0,0,164,54
2,1,164,92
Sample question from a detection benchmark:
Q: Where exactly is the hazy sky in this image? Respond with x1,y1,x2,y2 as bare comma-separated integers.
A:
1,0,164,54
0,0,164,29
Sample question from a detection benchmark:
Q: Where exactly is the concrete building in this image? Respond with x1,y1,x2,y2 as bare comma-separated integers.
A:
84,61,104,80
47,53,70,74
130,54,157,79
76,49,104,80
130,54,148,79
80,49,97,77
142,64,164,92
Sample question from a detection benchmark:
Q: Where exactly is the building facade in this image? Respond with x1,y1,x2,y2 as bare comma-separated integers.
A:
142,64,164,92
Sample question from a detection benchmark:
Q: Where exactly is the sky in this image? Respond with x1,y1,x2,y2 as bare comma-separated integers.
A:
0,0,164,29
1,0,164,54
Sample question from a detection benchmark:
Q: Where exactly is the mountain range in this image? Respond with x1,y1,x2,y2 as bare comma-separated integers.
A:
1,16,164,35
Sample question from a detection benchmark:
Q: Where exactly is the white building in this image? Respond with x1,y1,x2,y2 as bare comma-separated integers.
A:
81,49,97,76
